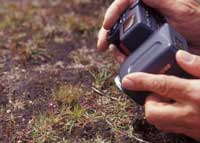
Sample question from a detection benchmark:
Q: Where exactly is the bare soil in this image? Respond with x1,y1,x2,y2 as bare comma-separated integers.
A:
0,0,198,143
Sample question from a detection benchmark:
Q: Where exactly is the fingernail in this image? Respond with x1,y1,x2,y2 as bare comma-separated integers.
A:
178,50,195,64
122,77,134,90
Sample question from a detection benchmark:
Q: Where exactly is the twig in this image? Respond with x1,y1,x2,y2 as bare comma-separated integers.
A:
132,134,151,143
91,87,106,96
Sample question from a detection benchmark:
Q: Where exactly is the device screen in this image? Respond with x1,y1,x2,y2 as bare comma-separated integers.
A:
123,14,136,32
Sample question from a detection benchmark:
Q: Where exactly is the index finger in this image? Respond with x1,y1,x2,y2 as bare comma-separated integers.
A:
103,0,134,30
98,0,134,51
122,73,193,102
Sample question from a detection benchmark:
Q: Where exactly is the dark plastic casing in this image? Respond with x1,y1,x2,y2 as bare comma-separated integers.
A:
116,24,189,105
108,0,163,54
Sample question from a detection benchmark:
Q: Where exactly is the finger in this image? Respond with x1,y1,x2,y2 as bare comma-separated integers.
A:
142,0,175,15
186,130,200,142
155,122,200,139
155,125,194,136
122,73,193,101
109,44,127,64
97,27,109,51
144,96,182,125
142,0,194,20
145,96,200,140
98,0,134,51
176,50,200,78
145,96,195,130
103,0,134,30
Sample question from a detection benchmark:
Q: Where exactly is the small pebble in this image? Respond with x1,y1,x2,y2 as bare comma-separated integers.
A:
6,109,11,114
29,100,33,104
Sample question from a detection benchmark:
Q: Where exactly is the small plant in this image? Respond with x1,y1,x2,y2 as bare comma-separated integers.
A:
94,136,111,143
70,105,85,121
70,48,91,66
74,0,92,5
65,14,100,34
63,105,86,134
28,99,86,142
82,136,111,143
51,85,87,134
29,113,61,143
0,106,3,118
90,68,113,89
53,85,83,106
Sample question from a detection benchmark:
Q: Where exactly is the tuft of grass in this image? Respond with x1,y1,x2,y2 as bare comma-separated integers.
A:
82,135,112,143
30,113,58,142
63,105,86,134
70,105,85,121
65,14,101,34
28,84,87,142
70,47,91,66
73,0,92,5
28,111,76,143
90,68,113,89
11,42,44,63
53,85,83,106
0,3,39,31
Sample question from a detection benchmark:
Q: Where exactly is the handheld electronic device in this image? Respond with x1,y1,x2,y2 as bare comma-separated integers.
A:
115,23,189,105
108,0,164,55
108,0,191,105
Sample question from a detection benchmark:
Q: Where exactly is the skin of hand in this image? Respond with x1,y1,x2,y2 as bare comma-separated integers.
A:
97,0,200,140
122,50,200,141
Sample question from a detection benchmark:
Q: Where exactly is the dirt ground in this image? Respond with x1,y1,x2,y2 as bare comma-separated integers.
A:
0,0,199,143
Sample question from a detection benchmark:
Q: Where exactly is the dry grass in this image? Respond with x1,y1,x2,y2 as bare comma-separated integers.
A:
0,0,197,143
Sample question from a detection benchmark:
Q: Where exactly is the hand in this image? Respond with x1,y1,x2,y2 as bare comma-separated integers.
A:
97,0,200,62
122,50,200,141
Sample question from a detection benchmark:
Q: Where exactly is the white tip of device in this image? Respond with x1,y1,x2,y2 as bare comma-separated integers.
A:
114,76,123,91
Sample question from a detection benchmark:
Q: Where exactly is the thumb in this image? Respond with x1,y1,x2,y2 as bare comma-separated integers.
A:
176,50,200,78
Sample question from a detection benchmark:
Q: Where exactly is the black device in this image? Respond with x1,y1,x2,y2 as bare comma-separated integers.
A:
115,23,189,105
108,0,164,55
108,0,191,105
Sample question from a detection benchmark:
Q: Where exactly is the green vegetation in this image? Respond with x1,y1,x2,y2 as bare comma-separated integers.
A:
53,85,82,106
0,0,196,143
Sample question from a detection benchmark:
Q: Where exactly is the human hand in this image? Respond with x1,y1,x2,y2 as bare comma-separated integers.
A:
122,50,200,141
97,0,200,63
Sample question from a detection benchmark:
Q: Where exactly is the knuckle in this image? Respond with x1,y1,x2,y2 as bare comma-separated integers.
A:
152,76,170,95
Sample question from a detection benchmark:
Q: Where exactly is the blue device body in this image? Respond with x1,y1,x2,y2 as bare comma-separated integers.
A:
108,0,191,105
108,0,163,55
115,24,189,105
